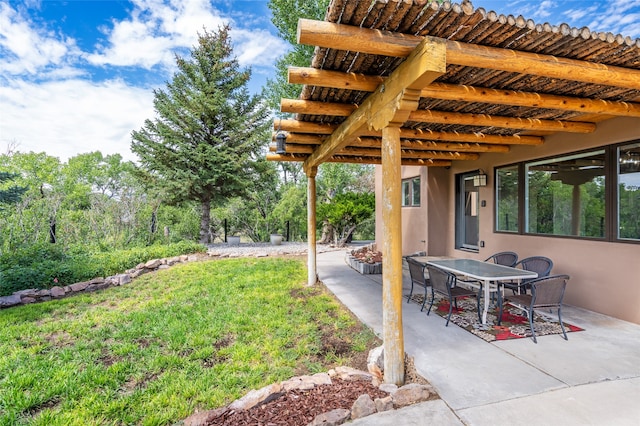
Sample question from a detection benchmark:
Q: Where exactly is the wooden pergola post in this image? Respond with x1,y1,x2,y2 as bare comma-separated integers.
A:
307,166,318,286
381,125,404,385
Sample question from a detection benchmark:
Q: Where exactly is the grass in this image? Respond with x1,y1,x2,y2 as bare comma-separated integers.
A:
0,257,380,425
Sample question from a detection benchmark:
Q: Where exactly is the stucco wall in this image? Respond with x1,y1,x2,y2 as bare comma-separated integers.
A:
388,116,640,324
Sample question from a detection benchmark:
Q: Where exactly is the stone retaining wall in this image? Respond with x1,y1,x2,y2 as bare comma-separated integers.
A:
346,254,382,274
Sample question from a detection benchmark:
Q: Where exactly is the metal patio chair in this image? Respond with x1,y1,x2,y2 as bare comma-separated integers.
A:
499,274,571,343
406,256,430,311
484,251,518,267
426,264,481,326
503,256,553,295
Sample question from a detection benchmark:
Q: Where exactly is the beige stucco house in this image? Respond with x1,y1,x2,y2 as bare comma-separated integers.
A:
268,0,640,383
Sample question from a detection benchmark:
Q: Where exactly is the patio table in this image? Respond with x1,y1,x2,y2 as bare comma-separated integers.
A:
415,258,538,325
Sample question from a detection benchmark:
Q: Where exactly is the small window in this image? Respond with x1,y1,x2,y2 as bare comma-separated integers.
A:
618,142,640,241
402,177,420,207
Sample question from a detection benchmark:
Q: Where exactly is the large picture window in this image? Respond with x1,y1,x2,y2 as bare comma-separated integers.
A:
495,140,639,243
401,177,420,207
526,150,605,238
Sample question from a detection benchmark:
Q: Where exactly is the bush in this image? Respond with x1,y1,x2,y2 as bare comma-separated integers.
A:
0,241,206,296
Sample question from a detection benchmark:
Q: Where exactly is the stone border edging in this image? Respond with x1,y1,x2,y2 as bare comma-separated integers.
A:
181,365,435,426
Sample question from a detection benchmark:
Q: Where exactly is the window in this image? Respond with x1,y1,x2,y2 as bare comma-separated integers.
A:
618,142,640,240
494,140,640,243
495,165,519,232
401,177,420,207
455,172,479,250
526,150,605,238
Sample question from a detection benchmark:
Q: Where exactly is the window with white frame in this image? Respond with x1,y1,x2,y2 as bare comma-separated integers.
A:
401,177,420,207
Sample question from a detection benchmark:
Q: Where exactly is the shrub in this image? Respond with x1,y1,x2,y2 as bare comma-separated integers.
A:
0,241,206,296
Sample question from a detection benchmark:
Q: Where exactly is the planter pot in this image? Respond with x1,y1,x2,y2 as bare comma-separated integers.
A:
270,234,283,245
227,236,241,245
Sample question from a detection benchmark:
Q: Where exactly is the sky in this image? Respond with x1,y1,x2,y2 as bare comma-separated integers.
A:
1,0,639,163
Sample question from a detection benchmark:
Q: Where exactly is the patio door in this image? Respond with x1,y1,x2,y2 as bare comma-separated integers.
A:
455,172,479,250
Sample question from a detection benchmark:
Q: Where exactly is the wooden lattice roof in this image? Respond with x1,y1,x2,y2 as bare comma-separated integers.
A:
268,0,640,170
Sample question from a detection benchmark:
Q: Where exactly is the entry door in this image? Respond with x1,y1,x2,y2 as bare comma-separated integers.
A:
456,172,479,250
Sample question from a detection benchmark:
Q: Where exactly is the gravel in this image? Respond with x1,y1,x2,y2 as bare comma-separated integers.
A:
206,241,345,257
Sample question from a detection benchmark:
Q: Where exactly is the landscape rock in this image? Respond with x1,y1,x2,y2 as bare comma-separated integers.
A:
378,383,398,394
86,282,111,292
0,294,22,308
117,274,132,285
181,407,228,426
374,395,394,412
228,383,283,411
307,408,350,426
37,289,51,297
69,281,90,292
21,296,36,304
350,394,376,419
392,383,435,408
333,366,372,382
158,264,170,270
144,259,162,269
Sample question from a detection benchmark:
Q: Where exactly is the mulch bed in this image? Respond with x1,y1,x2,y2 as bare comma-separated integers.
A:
205,378,389,425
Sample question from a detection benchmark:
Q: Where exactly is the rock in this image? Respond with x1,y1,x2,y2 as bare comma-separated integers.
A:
167,256,181,266
367,345,384,366
0,294,22,308
69,281,90,292
255,252,268,258
181,407,228,426
350,394,376,419
228,383,283,411
179,255,188,262
158,264,170,270
117,274,132,285
307,408,350,426
378,383,398,394
37,289,51,297
187,255,199,262
89,277,105,284
334,366,372,382
282,372,332,391
21,296,36,304
392,383,435,408
375,395,394,413
144,259,162,269
86,282,111,292
15,289,38,297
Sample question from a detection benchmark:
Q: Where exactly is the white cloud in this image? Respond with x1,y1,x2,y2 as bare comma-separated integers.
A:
532,0,556,19
0,2,79,75
232,28,288,68
0,78,154,161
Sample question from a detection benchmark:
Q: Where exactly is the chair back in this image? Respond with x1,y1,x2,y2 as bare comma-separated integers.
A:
530,274,569,308
426,265,454,296
406,257,428,288
485,251,518,267
517,256,553,278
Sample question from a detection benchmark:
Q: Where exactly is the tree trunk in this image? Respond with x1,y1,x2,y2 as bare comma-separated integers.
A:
318,220,335,244
337,224,357,247
199,198,211,244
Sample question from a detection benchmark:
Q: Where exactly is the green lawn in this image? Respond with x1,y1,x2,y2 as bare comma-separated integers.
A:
0,257,378,425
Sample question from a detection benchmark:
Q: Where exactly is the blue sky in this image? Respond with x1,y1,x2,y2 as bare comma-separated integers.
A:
1,0,639,162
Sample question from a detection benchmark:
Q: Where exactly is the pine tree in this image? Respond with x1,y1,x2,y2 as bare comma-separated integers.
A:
0,171,27,207
132,26,270,243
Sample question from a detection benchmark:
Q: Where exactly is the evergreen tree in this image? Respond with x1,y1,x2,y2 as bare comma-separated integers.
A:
132,26,270,243
0,171,27,207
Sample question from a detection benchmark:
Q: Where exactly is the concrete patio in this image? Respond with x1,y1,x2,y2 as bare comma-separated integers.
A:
317,248,640,425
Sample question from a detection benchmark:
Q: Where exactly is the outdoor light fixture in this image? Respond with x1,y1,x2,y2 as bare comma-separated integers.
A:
275,131,287,155
473,170,487,187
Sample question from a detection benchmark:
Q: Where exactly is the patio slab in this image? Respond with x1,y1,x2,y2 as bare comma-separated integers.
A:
316,248,640,424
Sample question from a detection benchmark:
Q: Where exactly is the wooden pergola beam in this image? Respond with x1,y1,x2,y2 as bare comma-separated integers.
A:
266,153,452,167
297,18,640,90
278,134,510,153
287,68,640,118
275,119,544,145
282,98,596,133
303,35,446,172
270,143,480,160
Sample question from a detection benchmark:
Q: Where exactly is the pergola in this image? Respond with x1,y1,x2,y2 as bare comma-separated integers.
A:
267,0,640,385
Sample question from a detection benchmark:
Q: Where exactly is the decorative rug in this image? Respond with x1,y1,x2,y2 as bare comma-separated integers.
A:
408,294,584,342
